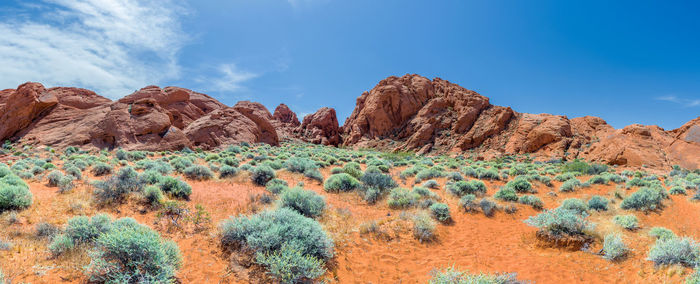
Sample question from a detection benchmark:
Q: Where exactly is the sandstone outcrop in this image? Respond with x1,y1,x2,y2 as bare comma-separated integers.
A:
297,107,341,146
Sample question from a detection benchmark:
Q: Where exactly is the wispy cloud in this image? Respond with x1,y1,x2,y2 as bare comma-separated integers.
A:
0,0,187,98
656,95,700,107
209,64,258,93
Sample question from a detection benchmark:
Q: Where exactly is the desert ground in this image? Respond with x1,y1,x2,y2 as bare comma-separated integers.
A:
1,141,700,283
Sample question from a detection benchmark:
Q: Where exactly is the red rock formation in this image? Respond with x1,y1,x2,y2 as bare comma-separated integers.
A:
341,74,700,170
298,107,341,146
184,107,278,149
0,83,58,140
273,104,300,126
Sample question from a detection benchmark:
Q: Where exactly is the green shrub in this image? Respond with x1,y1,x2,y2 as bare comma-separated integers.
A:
459,194,477,212
447,180,486,197
159,176,192,200
647,237,700,267
255,243,326,283
138,170,163,185
343,162,363,179
360,171,397,191
48,234,74,257
0,173,33,212
669,186,687,195
430,203,451,222
183,165,213,180
554,172,576,182
413,212,436,242
324,173,360,192
143,186,164,206
613,214,639,230
559,179,582,192
429,266,521,284
587,196,609,211
422,180,440,189
649,227,676,241
64,165,82,180
588,175,608,185
86,218,181,283
621,187,664,211
603,234,629,261
251,166,276,186
559,198,587,214
47,170,63,187
280,187,326,218
91,162,112,176
58,175,75,193
266,178,289,194
524,208,592,238
92,167,142,205
494,187,518,202
219,165,239,178
480,198,497,217
518,195,543,209
415,167,444,183
36,222,61,239
505,177,533,193
387,188,418,209
65,214,112,244
219,207,334,260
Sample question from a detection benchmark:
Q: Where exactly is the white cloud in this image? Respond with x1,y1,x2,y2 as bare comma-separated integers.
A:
656,95,700,107
209,64,258,93
0,0,187,98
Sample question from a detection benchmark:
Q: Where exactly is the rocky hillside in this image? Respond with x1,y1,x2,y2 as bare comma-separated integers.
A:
1,75,698,170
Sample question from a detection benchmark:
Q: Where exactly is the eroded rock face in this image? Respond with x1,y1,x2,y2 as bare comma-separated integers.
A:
184,107,278,149
273,104,300,126
0,82,58,140
298,107,341,146
340,74,700,170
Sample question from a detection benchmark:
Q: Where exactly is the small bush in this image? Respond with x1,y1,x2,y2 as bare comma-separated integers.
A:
559,198,588,214
480,198,497,217
518,195,543,209
251,166,276,186
588,196,609,211
255,243,325,283
49,234,74,257
139,170,163,185
159,176,192,200
447,180,487,197
219,165,239,178
143,186,164,206
343,162,363,179
360,171,397,191
430,203,451,222
647,237,700,267
92,167,142,205
429,266,521,284
649,227,676,241
554,172,576,182
494,187,518,202
219,207,334,260
422,180,440,189
387,188,418,209
36,222,61,239
459,194,478,212
559,179,582,192
415,167,444,183
66,214,112,244
603,234,629,261
0,174,33,212
47,170,63,187
91,162,112,176
86,218,182,283
280,187,326,218
413,212,436,242
621,187,664,211
324,173,360,192
265,178,289,194
613,214,639,230
669,186,686,195
58,175,75,193
524,208,592,238
183,165,214,180
505,177,533,193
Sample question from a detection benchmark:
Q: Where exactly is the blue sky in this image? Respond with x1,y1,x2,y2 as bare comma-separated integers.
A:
0,0,698,129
